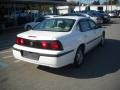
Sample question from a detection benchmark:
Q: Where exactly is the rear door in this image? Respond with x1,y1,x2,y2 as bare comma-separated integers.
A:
78,19,96,52
88,20,102,45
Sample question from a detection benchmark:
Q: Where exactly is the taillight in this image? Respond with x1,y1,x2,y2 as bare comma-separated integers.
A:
21,38,24,45
50,41,61,50
15,37,25,45
15,37,63,50
40,41,48,49
15,37,20,44
40,40,63,50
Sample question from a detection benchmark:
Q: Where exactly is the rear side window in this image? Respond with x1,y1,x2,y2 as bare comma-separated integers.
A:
79,20,91,32
88,20,97,29
35,17,45,22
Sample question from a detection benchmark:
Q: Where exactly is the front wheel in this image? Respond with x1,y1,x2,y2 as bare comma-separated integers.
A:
74,47,84,67
99,33,105,46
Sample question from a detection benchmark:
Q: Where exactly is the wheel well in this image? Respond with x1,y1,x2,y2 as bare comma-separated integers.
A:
26,25,32,30
102,31,105,37
27,25,31,28
79,44,85,54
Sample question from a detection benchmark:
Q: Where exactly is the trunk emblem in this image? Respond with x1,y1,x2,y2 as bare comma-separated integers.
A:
28,36,36,38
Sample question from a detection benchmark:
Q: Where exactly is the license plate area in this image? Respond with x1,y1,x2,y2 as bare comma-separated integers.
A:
21,51,40,60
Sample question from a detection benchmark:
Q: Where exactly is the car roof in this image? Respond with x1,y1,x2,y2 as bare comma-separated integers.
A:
50,16,86,20
44,15,59,17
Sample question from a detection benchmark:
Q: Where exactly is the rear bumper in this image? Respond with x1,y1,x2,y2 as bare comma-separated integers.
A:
12,44,75,68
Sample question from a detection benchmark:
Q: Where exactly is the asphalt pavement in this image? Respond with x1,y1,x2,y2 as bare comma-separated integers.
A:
0,18,120,90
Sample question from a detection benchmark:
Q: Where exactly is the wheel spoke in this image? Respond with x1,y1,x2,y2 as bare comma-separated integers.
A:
76,50,83,64
74,47,84,67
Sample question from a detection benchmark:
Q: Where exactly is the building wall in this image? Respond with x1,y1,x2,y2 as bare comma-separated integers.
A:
57,6,69,14
57,5,120,14
74,5,120,11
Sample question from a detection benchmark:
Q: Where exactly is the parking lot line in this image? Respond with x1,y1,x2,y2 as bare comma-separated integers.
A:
2,55,13,59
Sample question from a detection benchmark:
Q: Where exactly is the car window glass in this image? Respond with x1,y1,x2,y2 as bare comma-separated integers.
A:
89,20,97,29
36,17,45,22
33,19,75,32
79,20,91,32
87,12,94,16
75,23,80,31
41,19,55,28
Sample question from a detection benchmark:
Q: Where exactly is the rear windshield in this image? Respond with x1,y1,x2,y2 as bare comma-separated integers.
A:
33,18,75,32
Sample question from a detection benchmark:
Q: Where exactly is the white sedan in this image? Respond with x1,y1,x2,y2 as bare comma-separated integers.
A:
13,16,105,68
24,17,45,30
24,15,59,30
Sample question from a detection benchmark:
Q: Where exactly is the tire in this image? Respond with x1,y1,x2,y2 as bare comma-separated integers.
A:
99,33,105,46
26,26,32,30
74,46,84,67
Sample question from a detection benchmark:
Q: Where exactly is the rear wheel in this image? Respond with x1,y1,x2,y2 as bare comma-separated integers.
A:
74,47,84,67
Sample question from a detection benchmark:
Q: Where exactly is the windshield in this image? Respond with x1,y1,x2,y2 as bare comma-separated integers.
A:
33,18,75,32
